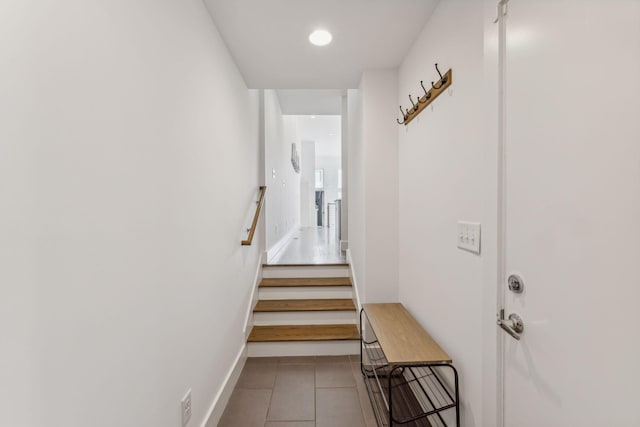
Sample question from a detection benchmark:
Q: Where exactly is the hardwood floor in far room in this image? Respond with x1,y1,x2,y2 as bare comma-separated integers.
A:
268,227,346,265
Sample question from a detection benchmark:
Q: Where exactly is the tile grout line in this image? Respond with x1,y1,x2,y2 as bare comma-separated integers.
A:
351,357,373,427
262,363,276,427
263,389,275,426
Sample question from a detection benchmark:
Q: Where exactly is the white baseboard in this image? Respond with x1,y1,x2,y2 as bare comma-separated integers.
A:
266,224,299,262
202,344,247,427
346,249,362,311
243,252,264,340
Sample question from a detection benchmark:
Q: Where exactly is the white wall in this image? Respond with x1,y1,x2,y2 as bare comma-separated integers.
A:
397,1,640,426
347,88,365,298
0,1,261,427
340,95,349,245
300,140,316,227
264,90,301,255
347,70,400,304
397,1,490,426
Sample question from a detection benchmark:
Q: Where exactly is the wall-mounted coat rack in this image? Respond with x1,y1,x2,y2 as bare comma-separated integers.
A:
397,63,453,126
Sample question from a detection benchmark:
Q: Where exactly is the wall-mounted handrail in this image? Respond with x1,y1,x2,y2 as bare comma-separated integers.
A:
241,186,267,246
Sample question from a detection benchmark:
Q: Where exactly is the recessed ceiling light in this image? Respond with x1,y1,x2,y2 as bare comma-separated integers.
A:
309,29,332,46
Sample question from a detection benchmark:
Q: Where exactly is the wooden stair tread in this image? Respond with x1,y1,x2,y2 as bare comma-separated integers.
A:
248,324,359,342
260,277,352,287
254,299,356,312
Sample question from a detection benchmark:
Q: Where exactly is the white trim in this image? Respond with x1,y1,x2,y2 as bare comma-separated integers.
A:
266,224,299,262
262,265,349,278
346,249,362,311
201,344,247,427
258,286,352,300
253,310,357,325
247,340,358,357
243,252,264,340
495,2,508,426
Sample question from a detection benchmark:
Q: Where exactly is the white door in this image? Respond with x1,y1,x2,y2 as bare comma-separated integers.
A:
498,1,640,426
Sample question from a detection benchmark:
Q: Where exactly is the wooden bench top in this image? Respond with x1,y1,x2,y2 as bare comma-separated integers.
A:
363,303,451,365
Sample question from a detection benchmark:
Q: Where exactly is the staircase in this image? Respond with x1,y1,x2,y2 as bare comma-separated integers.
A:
247,263,360,357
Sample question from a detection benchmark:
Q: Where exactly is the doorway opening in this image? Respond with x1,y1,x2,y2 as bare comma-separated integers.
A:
263,90,346,264
315,190,324,226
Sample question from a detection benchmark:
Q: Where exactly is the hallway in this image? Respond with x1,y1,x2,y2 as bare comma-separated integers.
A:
3,1,640,427
268,227,346,265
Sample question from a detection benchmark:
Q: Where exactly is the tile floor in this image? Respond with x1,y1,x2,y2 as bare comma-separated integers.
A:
218,355,377,427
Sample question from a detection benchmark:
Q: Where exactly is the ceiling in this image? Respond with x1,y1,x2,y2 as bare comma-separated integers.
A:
277,90,344,115
295,116,341,157
204,0,439,89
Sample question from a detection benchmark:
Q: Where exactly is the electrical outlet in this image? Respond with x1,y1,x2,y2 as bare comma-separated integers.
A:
457,221,481,254
181,389,192,426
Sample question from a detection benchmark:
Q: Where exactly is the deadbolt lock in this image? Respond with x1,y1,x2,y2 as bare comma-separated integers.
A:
508,274,524,294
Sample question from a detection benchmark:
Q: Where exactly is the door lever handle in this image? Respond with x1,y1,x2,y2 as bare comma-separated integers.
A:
497,312,524,340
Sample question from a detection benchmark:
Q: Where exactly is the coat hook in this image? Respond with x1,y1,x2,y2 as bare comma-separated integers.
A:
419,81,431,103
408,95,418,112
397,105,406,124
493,0,509,23
431,63,448,89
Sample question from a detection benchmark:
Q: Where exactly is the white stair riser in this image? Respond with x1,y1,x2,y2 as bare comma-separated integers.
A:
247,340,359,357
258,287,353,300
253,310,357,326
262,266,349,278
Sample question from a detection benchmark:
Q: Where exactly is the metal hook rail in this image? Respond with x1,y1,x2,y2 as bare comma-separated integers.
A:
396,63,453,126
431,63,447,89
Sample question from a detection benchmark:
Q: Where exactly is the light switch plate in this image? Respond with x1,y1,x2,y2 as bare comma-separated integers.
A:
457,221,481,254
